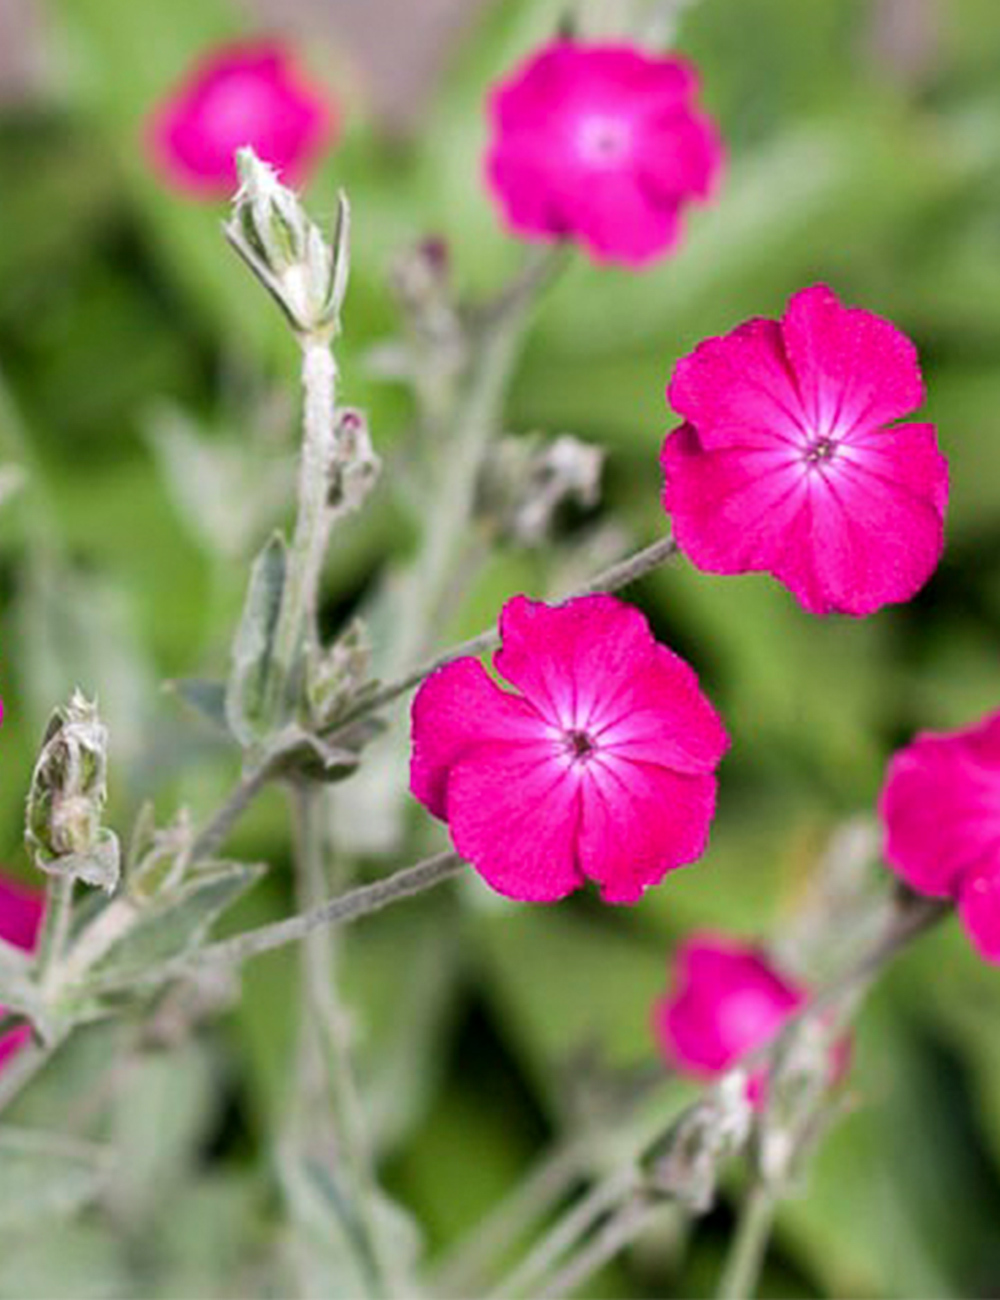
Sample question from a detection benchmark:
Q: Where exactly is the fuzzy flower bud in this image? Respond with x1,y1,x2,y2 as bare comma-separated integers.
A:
25,691,120,892
225,147,349,338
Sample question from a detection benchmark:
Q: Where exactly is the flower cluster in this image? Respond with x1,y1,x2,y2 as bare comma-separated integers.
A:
880,710,1000,962
0,874,44,1074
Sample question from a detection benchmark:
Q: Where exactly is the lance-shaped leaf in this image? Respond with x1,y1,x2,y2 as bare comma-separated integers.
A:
0,1128,112,1230
81,861,265,992
225,532,287,746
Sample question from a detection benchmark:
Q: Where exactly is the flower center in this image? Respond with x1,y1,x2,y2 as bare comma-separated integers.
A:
804,436,838,466
576,114,632,167
565,729,596,762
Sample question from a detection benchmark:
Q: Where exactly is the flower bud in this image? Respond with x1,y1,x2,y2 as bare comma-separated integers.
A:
479,432,603,547
647,1070,753,1212
327,408,381,515
225,147,349,338
25,691,120,892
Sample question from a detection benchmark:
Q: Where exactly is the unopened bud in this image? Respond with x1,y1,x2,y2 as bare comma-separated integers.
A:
25,691,120,892
225,148,349,338
648,1071,753,1212
480,433,604,547
327,408,381,515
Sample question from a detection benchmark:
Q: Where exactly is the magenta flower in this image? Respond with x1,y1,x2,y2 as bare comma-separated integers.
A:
148,42,337,197
485,40,722,267
879,710,1000,962
0,874,44,1074
409,594,728,904
654,933,846,1105
660,285,949,616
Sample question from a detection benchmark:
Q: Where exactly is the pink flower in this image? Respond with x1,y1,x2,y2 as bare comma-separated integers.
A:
879,710,1000,962
148,42,337,197
654,933,846,1105
409,594,728,904
0,874,45,1074
660,285,949,616
485,40,722,266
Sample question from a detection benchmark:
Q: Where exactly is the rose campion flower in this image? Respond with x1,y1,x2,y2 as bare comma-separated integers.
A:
409,594,728,904
485,40,722,266
148,42,337,196
654,933,844,1105
880,709,1000,962
0,874,45,1073
660,284,949,616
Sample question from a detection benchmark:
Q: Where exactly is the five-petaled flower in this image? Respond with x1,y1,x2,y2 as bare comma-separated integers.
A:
410,594,728,904
654,932,846,1105
880,709,1000,963
485,39,722,266
148,42,337,196
660,284,949,616
0,873,44,1074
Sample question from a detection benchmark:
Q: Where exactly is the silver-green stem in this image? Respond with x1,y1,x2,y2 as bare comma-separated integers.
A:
325,534,680,739
433,1137,587,1295
716,1182,777,1300
387,302,530,678
35,876,75,985
291,783,401,1297
539,1192,663,1300
267,339,337,718
491,1166,637,1299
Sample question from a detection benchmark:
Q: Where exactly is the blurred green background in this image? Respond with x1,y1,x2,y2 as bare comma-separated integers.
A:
1,0,1000,1294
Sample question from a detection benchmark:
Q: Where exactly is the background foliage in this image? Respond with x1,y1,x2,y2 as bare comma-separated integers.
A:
1,0,999,1294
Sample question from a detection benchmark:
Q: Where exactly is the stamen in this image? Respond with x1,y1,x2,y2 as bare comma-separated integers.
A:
566,729,595,759
804,437,837,465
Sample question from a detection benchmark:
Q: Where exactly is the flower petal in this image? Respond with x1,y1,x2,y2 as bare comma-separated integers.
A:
667,318,807,448
959,866,1000,964
880,713,1000,898
410,658,547,819
661,422,809,574
577,758,717,903
0,875,45,953
446,744,584,903
494,594,657,730
781,284,924,437
801,448,945,616
596,644,729,774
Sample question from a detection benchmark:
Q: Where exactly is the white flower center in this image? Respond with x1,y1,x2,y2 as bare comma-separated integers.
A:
576,114,632,167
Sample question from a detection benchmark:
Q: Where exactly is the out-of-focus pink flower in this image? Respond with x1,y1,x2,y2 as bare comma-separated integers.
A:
485,40,722,266
654,933,846,1106
409,594,728,904
661,284,948,616
0,874,45,1074
880,709,1000,962
147,42,337,197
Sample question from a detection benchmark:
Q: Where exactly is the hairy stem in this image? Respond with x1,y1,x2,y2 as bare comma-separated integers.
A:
491,1167,637,1299
385,253,551,681
0,1041,52,1117
539,1193,662,1300
85,850,464,996
266,339,337,721
291,783,400,1296
496,890,948,1299
433,1137,587,1295
326,534,679,738
35,876,74,984
716,1182,777,1300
